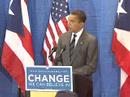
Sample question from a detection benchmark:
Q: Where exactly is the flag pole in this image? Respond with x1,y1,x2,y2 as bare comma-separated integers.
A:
18,87,21,97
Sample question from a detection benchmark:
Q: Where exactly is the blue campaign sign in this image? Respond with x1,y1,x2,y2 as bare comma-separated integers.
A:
25,66,73,91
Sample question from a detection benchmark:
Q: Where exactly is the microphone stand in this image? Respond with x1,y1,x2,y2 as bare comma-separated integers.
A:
48,47,57,62
55,46,66,65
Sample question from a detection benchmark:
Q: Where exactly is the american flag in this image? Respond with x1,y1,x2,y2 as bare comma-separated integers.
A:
43,0,69,66
112,0,130,97
1,0,34,96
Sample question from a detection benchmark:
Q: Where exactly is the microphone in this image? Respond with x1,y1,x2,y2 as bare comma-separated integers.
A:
56,46,66,62
59,46,66,57
48,46,57,61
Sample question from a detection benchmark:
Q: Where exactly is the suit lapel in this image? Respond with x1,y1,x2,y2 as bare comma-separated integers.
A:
70,31,88,64
66,32,72,49
65,32,72,64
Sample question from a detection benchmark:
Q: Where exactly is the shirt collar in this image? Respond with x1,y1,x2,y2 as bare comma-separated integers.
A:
71,28,83,46
72,28,83,38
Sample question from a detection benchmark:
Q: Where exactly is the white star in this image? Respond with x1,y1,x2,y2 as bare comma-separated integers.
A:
55,13,58,16
59,14,61,17
56,2,59,5
56,8,58,10
55,19,57,22
64,11,67,13
52,7,55,9
9,0,14,15
60,9,62,12
117,0,127,16
60,3,63,6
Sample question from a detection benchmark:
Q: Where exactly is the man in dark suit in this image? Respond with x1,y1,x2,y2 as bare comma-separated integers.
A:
55,10,98,97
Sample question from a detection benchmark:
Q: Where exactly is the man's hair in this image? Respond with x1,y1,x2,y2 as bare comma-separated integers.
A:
71,10,87,23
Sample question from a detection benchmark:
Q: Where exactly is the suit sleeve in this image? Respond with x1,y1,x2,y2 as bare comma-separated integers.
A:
55,37,63,66
73,37,98,75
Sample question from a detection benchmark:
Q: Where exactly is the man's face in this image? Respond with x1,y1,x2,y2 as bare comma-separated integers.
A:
68,14,84,33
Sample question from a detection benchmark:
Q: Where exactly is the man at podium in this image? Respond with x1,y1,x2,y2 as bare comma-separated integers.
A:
55,10,98,97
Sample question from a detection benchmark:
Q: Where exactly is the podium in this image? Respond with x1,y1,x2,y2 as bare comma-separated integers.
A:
25,66,74,97
26,91,78,97
26,91,57,97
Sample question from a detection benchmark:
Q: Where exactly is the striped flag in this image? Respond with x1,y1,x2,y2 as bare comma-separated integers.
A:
1,0,34,96
112,0,130,97
43,0,69,66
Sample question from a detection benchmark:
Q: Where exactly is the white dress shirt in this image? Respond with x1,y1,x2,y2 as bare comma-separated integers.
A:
70,28,83,47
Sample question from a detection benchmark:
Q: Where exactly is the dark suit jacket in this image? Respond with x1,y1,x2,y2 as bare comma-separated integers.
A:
55,30,98,77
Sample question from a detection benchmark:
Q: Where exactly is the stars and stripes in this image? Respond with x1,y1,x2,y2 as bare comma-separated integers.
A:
112,0,130,97
1,0,34,96
43,0,69,66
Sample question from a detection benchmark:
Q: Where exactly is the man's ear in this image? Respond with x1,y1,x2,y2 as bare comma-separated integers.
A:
80,22,85,27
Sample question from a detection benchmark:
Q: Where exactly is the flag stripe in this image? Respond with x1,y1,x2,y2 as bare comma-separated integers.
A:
21,0,31,33
112,0,130,96
2,42,25,93
49,15,59,43
55,23,62,37
43,41,53,66
48,24,57,46
61,17,68,31
120,77,130,97
21,0,34,58
44,38,51,61
43,49,48,65
114,28,130,51
1,0,34,96
43,0,69,66
46,29,55,48
24,0,27,4
45,36,51,51
19,25,34,58
58,20,67,34
4,30,34,69
121,69,127,88
112,32,130,76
